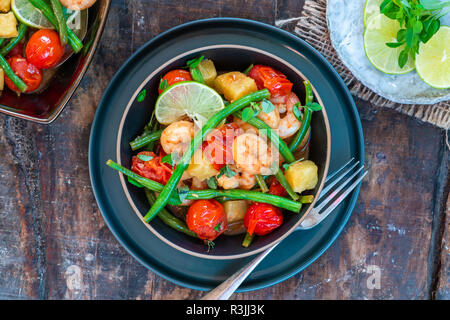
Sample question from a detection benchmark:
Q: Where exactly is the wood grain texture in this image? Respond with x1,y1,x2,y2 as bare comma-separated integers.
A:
0,0,448,300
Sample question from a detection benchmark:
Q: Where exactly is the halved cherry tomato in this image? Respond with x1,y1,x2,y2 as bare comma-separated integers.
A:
4,56,42,93
244,202,283,236
158,69,193,94
131,151,173,185
248,65,293,97
268,177,288,197
186,199,227,241
25,29,65,69
202,123,243,170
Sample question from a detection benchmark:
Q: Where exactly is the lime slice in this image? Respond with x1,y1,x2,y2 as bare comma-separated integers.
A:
363,0,382,28
12,0,54,29
364,14,415,74
415,26,450,89
155,81,225,127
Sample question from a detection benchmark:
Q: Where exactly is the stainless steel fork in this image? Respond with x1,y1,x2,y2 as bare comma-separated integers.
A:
201,158,367,300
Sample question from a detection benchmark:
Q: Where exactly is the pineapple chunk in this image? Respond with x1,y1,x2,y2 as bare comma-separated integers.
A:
0,12,18,38
0,0,10,13
285,160,319,193
198,59,217,87
187,149,219,181
214,71,257,102
0,68,4,91
223,200,249,223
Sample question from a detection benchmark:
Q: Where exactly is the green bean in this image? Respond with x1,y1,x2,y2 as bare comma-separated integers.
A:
255,174,269,193
242,232,254,247
107,158,302,213
50,0,68,46
289,81,314,152
300,195,314,204
129,129,163,151
0,54,27,92
27,0,83,53
144,89,271,222
144,189,197,238
233,110,295,163
0,39,5,48
0,24,27,57
275,170,299,201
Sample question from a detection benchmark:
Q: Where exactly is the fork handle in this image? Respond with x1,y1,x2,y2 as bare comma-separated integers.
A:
201,243,279,300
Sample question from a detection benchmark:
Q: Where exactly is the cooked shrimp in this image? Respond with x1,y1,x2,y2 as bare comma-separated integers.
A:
257,109,280,129
60,0,97,10
160,120,194,156
232,132,274,175
275,92,301,139
233,116,258,134
217,171,256,190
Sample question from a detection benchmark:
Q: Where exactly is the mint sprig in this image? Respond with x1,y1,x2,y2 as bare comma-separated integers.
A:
380,0,448,68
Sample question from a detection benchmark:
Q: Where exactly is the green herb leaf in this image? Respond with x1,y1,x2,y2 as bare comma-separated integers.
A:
206,177,218,189
241,107,255,122
306,102,323,111
386,42,405,48
398,47,410,68
128,177,144,188
214,222,222,232
177,185,190,203
397,29,407,42
420,0,450,10
413,20,423,33
243,64,254,76
292,103,302,121
261,98,275,114
137,89,147,102
217,165,236,179
159,79,169,92
190,67,205,84
137,154,153,161
186,55,204,68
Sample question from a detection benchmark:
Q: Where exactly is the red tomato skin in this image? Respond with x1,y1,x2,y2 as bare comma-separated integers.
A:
131,151,173,185
158,69,192,94
248,65,293,97
186,200,227,241
202,123,243,170
25,30,65,69
268,177,288,197
244,203,283,236
4,56,42,93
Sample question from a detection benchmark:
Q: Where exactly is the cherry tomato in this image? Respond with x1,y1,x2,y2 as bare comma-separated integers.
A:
4,56,42,93
248,65,293,97
186,200,227,241
244,202,283,236
131,151,173,185
202,123,243,170
158,69,192,94
25,29,65,69
268,177,288,197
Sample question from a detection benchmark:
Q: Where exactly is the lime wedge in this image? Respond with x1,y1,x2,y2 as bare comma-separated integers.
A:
12,0,54,29
364,14,415,74
363,0,382,28
415,26,450,89
155,81,225,127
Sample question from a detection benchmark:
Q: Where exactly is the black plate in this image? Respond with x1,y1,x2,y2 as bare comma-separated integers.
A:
89,18,364,290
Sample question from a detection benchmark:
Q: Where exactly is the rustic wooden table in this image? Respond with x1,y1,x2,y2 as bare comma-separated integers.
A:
0,0,448,300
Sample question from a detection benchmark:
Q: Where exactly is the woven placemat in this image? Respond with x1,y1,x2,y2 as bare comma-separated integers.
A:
291,0,449,130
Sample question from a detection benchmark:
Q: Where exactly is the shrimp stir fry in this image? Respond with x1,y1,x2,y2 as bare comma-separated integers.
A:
123,59,322,248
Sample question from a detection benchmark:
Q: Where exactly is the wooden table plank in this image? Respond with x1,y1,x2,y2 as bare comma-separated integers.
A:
0,0,448,300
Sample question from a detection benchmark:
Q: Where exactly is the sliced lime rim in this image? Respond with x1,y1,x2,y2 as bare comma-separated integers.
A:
155,81,225,127
363,13,415,75
363,0,382,28
11,0,54,29
415,26,450,89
